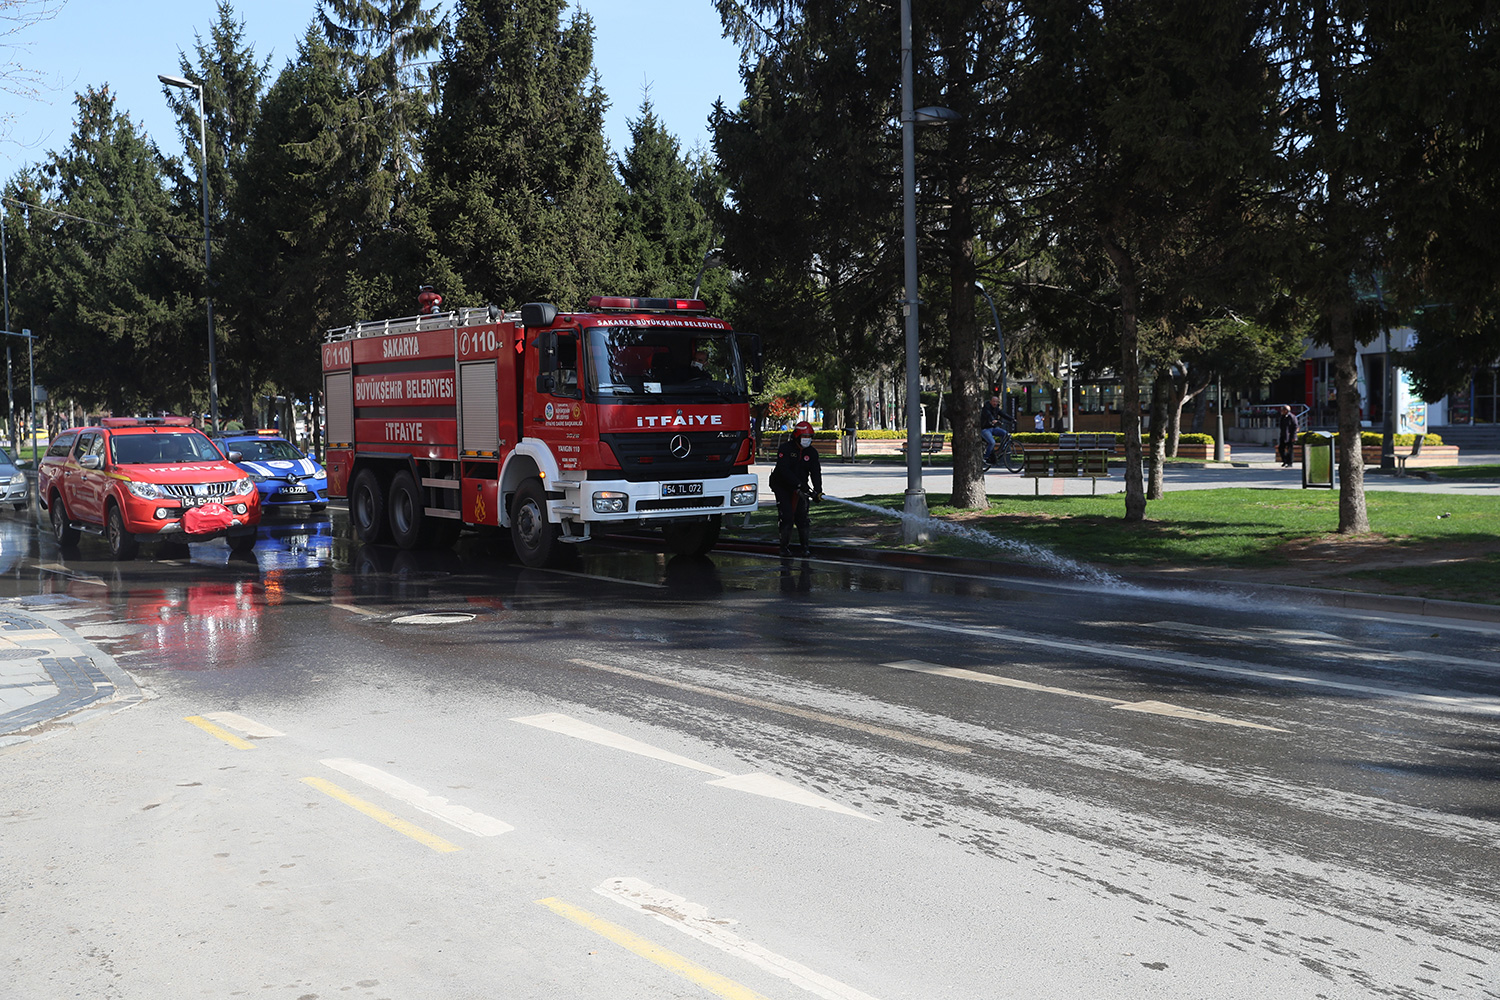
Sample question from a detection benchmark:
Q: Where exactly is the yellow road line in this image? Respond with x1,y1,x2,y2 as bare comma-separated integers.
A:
184,715,256,750
536,897,773,1000
300,776,461,853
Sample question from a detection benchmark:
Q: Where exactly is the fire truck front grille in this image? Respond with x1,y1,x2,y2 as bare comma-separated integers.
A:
160,482,235,501
636,497,726,512
600,431,748,483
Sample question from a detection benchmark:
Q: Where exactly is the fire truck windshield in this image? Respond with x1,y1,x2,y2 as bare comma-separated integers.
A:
584,326,747,402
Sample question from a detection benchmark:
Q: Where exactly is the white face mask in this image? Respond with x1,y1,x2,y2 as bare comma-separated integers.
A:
799,437,812,448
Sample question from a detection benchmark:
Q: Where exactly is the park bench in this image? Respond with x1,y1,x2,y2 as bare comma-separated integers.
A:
1021,435,1113,494
898,433,948,465
1395,434,1425,477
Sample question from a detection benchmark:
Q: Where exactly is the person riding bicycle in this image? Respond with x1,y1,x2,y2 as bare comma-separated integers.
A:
980,395,1014,469
768,420,822,557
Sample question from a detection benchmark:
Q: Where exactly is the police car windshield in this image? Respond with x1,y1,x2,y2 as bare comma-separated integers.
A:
232,439,303,462
111,432,223,465
584,327,747,402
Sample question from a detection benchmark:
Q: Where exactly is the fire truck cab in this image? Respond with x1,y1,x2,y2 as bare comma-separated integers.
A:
321,294,759,567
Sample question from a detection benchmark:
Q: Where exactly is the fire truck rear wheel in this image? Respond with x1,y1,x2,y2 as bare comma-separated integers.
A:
388,471,431,550
351,469,388,543
662,516,722,557
510,478,560,568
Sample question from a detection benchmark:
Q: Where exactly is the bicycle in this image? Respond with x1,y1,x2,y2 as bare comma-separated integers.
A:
983,426,1023,473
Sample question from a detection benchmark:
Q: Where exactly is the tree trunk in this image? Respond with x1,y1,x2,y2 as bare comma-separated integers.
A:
1106,240,1147,521
946,135,985,510
1146,368,1168,498
1328,301,1369,532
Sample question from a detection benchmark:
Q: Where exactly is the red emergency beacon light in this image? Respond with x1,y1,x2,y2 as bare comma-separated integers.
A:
587,296,707,314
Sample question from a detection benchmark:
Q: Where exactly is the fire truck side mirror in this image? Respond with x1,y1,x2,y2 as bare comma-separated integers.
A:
534,329,558,373
521,302,558,329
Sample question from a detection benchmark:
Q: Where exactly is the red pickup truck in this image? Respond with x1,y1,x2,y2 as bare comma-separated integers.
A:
37,416,260,559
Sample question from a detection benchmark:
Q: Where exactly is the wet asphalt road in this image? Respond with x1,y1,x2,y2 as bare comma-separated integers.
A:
2,505,1498,999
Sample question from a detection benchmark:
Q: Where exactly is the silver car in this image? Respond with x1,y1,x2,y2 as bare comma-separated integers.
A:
0,447,30,510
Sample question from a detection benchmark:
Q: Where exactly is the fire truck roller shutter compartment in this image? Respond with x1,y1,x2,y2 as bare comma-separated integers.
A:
460,361,499,453
325,372,353,443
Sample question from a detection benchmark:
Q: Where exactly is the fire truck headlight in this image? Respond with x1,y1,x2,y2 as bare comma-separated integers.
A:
730,483,758,506
592,491,628,514
127,481,164,501
232,477,254,496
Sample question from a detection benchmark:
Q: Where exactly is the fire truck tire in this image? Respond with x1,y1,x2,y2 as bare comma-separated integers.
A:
351,469,388,543
510,478,561,568
106,503,139,561
662,516,721,557
50,494,80,547
387,471,430,550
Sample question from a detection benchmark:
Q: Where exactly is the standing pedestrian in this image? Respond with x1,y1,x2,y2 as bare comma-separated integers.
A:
768,420,823,557
1277,405,1299,467
1034,409,1045,432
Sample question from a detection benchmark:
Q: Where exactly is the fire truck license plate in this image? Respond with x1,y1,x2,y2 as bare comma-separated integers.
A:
662,482,703,497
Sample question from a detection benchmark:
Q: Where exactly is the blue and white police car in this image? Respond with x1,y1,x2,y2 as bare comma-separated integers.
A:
215,431,329,513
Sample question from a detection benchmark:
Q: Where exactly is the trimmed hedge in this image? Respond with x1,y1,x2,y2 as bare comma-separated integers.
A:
1298,431,1443,447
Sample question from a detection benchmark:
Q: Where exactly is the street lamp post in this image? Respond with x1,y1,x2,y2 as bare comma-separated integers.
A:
1,207,14,450
899,0,925,539
158,73,219,433
898,0,958,541
973,280,1006,402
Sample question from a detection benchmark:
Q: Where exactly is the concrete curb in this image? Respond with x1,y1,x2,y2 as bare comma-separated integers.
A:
0,606,143,748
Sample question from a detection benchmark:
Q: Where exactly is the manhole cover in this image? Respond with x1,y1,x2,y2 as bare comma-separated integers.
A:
390,612,476,625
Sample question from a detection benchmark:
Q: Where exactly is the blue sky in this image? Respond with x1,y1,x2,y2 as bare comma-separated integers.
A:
0,0,748,181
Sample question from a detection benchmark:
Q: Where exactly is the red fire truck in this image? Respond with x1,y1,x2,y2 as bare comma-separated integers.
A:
320,292,760,567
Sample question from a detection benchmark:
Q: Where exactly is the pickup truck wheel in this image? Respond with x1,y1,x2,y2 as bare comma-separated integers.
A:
50,495,80,546
662,516,721,556
510,478,560,568
106,504,138,561
388,471,431,550
351,469,388,543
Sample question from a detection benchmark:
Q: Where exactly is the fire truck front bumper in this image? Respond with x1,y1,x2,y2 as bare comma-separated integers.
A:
550,474,759,524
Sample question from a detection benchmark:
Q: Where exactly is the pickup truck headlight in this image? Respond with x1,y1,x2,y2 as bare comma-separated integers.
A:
730,483,758,506
127,481,164,501
232,477,254,496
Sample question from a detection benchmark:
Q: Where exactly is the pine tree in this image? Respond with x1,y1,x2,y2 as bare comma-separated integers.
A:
161,0,272,424
617,97,716,302
20,87,199,414
418,0,630,308
220,28,359,406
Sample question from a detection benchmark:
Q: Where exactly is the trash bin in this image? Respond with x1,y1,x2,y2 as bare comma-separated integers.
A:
1302,431,1334,489
840,429,859,461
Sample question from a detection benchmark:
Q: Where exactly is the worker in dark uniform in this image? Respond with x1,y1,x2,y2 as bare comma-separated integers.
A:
768,420,823,557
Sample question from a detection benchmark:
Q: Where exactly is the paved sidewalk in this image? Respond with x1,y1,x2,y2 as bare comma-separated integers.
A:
0,604,141,748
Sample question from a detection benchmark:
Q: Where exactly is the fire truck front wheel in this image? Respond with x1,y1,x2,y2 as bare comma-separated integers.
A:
662,516,722,557
351,469,389,543
510,478,561,568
